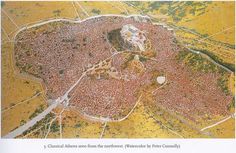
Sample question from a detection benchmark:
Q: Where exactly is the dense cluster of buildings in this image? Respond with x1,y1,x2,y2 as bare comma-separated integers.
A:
14,15,233,120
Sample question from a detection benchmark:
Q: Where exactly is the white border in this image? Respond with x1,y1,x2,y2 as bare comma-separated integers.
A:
0,1,236,153
0,139,236,153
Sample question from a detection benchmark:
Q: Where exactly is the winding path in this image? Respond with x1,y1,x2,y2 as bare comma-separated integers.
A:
200,113,235,132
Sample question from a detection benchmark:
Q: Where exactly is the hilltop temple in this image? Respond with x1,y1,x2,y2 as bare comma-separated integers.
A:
120,24,146,51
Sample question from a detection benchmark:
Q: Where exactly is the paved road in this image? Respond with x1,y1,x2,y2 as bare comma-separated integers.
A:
3,100,60,138
3,72,87,138
3,63,89,138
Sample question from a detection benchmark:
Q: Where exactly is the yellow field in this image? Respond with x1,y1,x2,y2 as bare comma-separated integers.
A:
178,2,235,44
2,95,47,136
205,118,235,138
104,104,178,138
61,110,103,138
1,41,47,135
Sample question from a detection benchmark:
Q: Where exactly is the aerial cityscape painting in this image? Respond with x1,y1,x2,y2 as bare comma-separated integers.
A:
1,1,235,138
